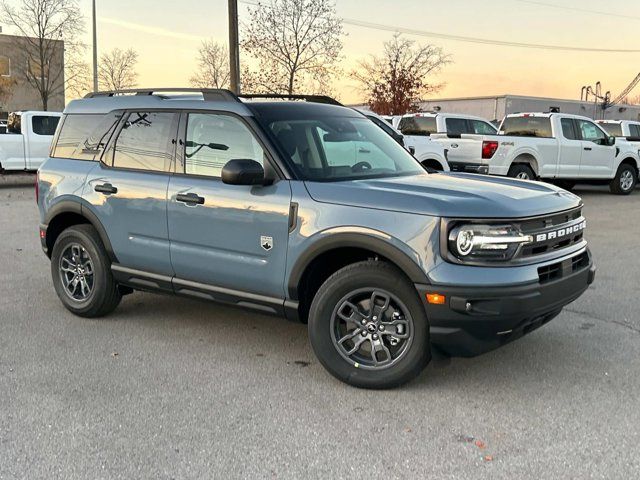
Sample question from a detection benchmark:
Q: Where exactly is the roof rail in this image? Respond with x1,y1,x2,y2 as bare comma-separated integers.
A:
239,94,342,106
84,88,241,102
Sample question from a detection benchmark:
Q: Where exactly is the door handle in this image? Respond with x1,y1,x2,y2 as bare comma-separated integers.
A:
176,192,205,205
94,183,118,195
358,147,371,153
584,147,593,151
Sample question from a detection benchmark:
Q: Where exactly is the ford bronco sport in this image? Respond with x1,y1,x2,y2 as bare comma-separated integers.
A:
37,89,596,389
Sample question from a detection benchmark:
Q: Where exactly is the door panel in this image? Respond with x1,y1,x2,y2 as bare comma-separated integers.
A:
577,119,614,177
167,112,292,299
83,163,173,275
556,118,582,178
167,177,292,298
26,115,61,169
82,111,178,275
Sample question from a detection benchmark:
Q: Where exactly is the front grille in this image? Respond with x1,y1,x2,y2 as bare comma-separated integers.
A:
519,207,585,259
538,251,590,284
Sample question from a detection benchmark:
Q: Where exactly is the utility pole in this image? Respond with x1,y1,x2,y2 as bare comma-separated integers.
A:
228,0,240,94
92,0,98,92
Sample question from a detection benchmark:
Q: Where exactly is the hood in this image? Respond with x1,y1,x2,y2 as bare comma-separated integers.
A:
304,173,581,218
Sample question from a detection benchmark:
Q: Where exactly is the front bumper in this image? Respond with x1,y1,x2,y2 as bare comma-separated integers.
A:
417,249,595,357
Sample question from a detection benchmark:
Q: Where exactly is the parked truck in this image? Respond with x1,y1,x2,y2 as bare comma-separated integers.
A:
411,112,639,195
354,108,449,171
396,112,498,173
0,111,62,172
596,119,640,139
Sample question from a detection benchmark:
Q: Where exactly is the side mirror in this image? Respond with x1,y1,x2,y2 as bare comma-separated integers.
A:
221,159,265,186
607,136,616,146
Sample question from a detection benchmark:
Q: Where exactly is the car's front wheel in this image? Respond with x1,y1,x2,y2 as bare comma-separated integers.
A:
610,163,637,195
50,224,122,317
308,261,431,389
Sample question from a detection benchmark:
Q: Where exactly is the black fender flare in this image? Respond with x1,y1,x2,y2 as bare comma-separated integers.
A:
44,199,117,261
287,230,429,299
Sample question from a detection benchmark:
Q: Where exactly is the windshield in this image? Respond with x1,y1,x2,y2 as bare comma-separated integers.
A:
599,123,623,137
265,115,425,182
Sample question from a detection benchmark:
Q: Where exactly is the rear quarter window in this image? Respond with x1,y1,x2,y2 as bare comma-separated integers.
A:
501,117,553,138
53,113,118,160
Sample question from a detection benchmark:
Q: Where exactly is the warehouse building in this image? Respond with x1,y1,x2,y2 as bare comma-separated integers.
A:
415,94,640,123
0,33,65,121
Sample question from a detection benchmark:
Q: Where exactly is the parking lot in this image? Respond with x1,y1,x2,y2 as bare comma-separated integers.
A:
1,179,639,479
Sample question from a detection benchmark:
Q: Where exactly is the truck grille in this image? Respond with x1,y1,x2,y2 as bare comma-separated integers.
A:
519,207,585,258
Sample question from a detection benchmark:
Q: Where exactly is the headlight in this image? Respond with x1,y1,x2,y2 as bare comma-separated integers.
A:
448,224,533,261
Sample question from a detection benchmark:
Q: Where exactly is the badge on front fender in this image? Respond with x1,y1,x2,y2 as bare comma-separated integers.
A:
260,236,273,251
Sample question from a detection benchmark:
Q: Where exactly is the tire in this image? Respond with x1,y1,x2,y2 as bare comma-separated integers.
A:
609,163,637,195
308,260,431,389
507,164,536,180
50,224,121,317
554,180,576,191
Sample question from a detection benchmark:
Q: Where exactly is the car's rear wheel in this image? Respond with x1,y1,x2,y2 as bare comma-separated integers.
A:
51,224,121,317
610,163,637,195
308,261,430,389
508,164,536,180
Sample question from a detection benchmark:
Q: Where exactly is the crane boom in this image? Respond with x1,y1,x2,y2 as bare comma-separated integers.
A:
608,72,640,107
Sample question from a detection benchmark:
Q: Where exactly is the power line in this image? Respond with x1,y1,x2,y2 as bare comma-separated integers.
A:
238,0,640,53
513,0,640,21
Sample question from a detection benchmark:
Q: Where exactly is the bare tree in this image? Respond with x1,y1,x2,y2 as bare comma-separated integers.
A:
190,40,230,89
241,0,343,94
0,77,15,105
98,48,139,91
352,33,452,115
1,0,86,110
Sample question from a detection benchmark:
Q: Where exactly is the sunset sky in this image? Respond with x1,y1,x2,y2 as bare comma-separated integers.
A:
16,0,640,104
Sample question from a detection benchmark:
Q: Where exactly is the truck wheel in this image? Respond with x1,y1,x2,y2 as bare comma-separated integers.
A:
50,224,122,317
610,163,637,195
308,260,430,389
507,164,536,180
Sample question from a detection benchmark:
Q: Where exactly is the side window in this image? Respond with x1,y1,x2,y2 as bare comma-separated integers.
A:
560,118,579,140
577,120,606,144
53,114,113,159
112,112,176,171
470,120,497,135
184,113,264,177
32,115,60,136
398,116,436,136
445,118,469,136
630,124,640,137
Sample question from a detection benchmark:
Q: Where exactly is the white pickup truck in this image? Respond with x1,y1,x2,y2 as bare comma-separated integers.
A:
354,108,449,171
596,119,640,139
0,111,62,172
396,112,498,173
415,112,639,195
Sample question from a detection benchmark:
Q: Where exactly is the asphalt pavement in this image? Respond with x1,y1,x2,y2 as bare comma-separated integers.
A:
1,183,639,479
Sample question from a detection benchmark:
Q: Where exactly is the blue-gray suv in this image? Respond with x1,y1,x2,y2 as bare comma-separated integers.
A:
37,89,596,388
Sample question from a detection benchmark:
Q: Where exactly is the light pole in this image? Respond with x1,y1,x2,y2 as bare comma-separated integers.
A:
92,0,98,92
228,0,240,93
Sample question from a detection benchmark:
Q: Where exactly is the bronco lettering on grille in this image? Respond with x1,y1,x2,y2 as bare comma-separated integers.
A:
534,220,586,243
